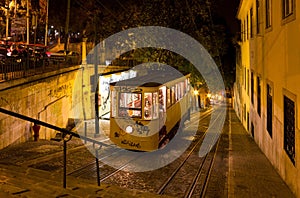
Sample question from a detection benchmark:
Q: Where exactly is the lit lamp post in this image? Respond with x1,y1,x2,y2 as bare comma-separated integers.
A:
5,5,9,40
193,89,199,111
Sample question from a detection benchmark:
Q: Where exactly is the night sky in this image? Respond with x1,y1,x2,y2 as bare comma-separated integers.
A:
49,0,240,36
215,0,240,35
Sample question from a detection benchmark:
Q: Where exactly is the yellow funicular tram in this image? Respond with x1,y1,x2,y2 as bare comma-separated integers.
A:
109,68,191,151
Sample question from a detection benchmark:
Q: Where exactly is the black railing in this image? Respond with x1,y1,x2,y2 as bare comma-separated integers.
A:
0,56,80,82
0,107,109,188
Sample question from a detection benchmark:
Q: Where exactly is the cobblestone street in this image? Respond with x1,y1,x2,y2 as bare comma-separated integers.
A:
0,107,295,197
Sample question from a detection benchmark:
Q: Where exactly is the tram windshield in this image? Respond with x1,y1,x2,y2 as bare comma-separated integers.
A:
118,93,142,117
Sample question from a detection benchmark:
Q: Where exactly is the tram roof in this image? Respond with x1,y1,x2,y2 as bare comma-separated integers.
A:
110,69,189,87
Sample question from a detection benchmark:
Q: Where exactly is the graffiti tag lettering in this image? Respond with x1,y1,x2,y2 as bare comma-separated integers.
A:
121,139,141,149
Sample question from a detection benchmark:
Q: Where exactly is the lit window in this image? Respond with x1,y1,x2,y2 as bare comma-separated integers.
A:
159,87,166,112
119,92,141,118
171,86,176,104
153,92,159,119
167,87,171,107
144,93,153,120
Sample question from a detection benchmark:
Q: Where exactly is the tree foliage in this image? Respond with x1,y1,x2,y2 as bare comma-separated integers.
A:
48,0,234,88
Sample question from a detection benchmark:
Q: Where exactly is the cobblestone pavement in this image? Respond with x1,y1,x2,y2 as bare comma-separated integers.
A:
0,107,296,197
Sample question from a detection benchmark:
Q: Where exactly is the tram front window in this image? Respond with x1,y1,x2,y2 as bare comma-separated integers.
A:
119,93,141,117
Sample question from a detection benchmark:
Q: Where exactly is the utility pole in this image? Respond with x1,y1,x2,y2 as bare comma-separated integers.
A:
32,12,37,44
45,0,49,46
93,9,100,137
26,0,29,44
64,0,70,51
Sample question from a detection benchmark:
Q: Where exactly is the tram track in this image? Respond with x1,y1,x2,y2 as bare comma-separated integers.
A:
63,109,213,182
22,107,221,197
66,147,123,177
156,130,207,195
84,108,215,194
64,108,219,194
156,106,224,197
67,146,144,183
185,134,221,198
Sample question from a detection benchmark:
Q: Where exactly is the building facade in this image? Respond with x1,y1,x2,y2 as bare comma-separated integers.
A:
235,0,300,196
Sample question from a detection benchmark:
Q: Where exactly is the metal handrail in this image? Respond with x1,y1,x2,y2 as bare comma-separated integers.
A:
0,107,109,148
0,107,110,188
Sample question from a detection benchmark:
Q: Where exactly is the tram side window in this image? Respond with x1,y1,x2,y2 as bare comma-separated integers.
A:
119,93,141,118
180,82,184,99
186,78,190,92
171,86,176,104
144,93,153,120
153,92,159,119
177,82,184,100
177,83,180,100
183,80,187,95
167,87,171,108
159,87,166,112
175,84,179,101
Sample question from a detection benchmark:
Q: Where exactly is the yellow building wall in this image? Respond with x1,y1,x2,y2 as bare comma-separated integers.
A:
236,0,300,196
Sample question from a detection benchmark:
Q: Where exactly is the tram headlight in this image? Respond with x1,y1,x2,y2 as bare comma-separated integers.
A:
125,125,134,134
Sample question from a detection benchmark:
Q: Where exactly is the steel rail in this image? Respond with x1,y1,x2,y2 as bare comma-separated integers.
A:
67,148,123,177
157,111,212,195
185,106,225,198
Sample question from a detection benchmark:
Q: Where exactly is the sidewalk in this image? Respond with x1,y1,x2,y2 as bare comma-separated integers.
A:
228,107,295,197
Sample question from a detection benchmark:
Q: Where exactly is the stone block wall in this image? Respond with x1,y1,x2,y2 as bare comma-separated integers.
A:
0,67,80,149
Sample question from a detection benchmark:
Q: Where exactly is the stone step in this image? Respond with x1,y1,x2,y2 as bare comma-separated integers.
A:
0,164,171,197
0,163,96,186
